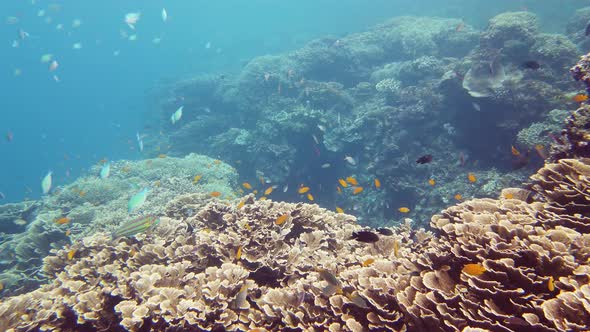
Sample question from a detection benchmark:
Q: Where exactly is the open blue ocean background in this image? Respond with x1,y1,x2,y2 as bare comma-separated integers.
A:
0,0,586,203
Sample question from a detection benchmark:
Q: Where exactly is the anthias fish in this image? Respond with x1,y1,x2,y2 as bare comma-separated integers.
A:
112,215,160,239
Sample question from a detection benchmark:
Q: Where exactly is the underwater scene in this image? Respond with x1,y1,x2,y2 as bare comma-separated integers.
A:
3,0,590,331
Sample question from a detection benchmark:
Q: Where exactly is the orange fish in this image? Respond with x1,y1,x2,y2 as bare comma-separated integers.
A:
78,190,86,197
511,145,520,156
548,276,555,292
346,177,358,186
99,158,108,164
307,193,314,201
374,179,381,188
362,258,375,267
298,186,310,194
462,263,486,276
335,207,344,214
398,207,410,213
67,249,76,260
428,178,436,186
275,214,288,225
236,246,243,260
535,144,548,159
572,94,589,103
338,179,348,188
467,172,476,183
210,191,222,197
454,194,463,201
352,187,363,195
237,201,245,209
55,217,70,225
503,193,514,199
264,187,273,195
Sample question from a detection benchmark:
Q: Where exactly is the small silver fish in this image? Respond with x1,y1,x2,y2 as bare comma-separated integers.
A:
344,155,356,166
321,163,331,168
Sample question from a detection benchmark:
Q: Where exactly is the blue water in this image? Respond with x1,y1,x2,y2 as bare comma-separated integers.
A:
0,0,587,202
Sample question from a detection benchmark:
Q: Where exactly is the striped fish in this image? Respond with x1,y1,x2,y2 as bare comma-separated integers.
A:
112,215,160,239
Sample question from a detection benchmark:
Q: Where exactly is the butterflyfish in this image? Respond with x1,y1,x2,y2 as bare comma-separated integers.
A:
462,263,486,276
112,215,160,239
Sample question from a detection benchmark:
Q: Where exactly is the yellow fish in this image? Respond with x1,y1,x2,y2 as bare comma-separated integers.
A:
352,187,363,195
67,249,76,260
548,276,555,292
214,159,221,165
503,193,514,199
244,223,251,231
346,176,358,186
374,178,381,188
393,240,399,258
307,193,314,201
335,207,344,214
338,179,348,188
242,182,252,190
158,154,167,158
398,207,410,213
462,263,486,276
259,196,267,201
298,186,310,194
236,201,245,209
65,230,71,236
193,175,202,184
468,172,476,183
428,178,436,186
236,246,243,260
362,258,374,267
275,214,288,225
264,187,273,195
55,217,70,225
454,194,463,201
511,145,520,156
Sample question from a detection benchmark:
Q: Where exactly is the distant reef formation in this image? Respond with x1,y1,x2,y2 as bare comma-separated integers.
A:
2,48,590,332
146,11,587,227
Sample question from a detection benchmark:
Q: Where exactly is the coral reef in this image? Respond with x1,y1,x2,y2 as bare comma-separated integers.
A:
0,154,238,296
2,155,590,331
146,11,581,230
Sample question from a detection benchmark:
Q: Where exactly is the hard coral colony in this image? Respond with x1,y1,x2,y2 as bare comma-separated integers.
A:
2,5,590,332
